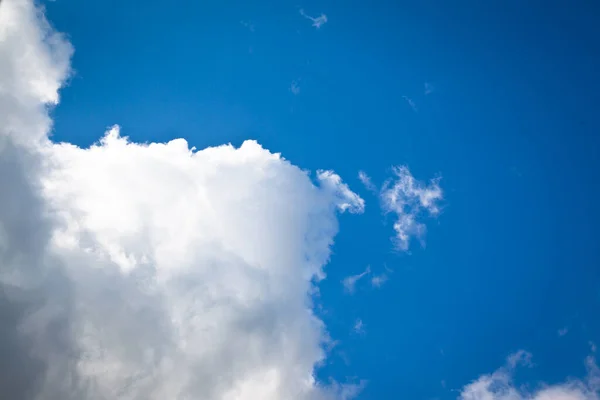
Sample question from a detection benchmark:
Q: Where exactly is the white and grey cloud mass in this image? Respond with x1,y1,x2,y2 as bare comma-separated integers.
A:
0,1,364,399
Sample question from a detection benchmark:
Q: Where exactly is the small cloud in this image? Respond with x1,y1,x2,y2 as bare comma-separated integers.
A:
380,166,443,251
342,266,370,294
441,380,447,389
300,9,328,29
290,80,300,95
591,342,597,353
558,327,569,337
371,265,392,288
353,319,366,335
402,95,418,112
424,82,435,95
240,20,255,32
371,273,388,288
358,170,377,192
507,350,533,369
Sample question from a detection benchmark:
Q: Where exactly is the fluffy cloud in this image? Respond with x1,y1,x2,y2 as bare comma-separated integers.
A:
380,166,442,251
0,1,364,399
460,352,600,400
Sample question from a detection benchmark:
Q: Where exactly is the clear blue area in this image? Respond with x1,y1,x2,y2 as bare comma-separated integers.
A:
44,0,600,398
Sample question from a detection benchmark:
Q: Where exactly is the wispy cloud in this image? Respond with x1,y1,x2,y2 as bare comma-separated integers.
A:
380,166,443,251
370,273,388,288
353,319,366,335
371,266,392,288
342,266,370,294
424,82,435,95
290,80,300,95
402,95,418,112
507,350,533,369
240,20,255,32
358,170,377,192
558,327,569,337
300,9,328,29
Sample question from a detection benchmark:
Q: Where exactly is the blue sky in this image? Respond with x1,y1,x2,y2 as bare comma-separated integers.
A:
3,0,599,398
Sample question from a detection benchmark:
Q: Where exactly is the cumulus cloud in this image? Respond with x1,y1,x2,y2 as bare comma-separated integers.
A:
460,351,600,400
0,1,365,399
342,266,370,294
300,9,328,29
380,166,443,251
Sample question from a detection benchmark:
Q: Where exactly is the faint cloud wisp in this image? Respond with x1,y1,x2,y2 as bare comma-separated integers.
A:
290,80,300,95
358,170,377,192
402,95,418,112
558,327,569,337
240,20,255,32
300,9,328,29
424,82,435,95
342,266,370,294
353,319,366,335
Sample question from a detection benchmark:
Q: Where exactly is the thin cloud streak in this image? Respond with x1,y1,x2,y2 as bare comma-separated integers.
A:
342,266,370,294
300,9,328,29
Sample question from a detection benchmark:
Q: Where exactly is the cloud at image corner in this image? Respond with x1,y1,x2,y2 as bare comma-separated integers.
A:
459,351,600,400
0,1,366,399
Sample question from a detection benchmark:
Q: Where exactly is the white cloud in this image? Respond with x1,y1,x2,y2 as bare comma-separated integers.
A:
460,351,600,400
380,166,442,251
0,1,366,399
358,170,377,192
371,273,388,288
300,9,328,29
342,266,370,294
